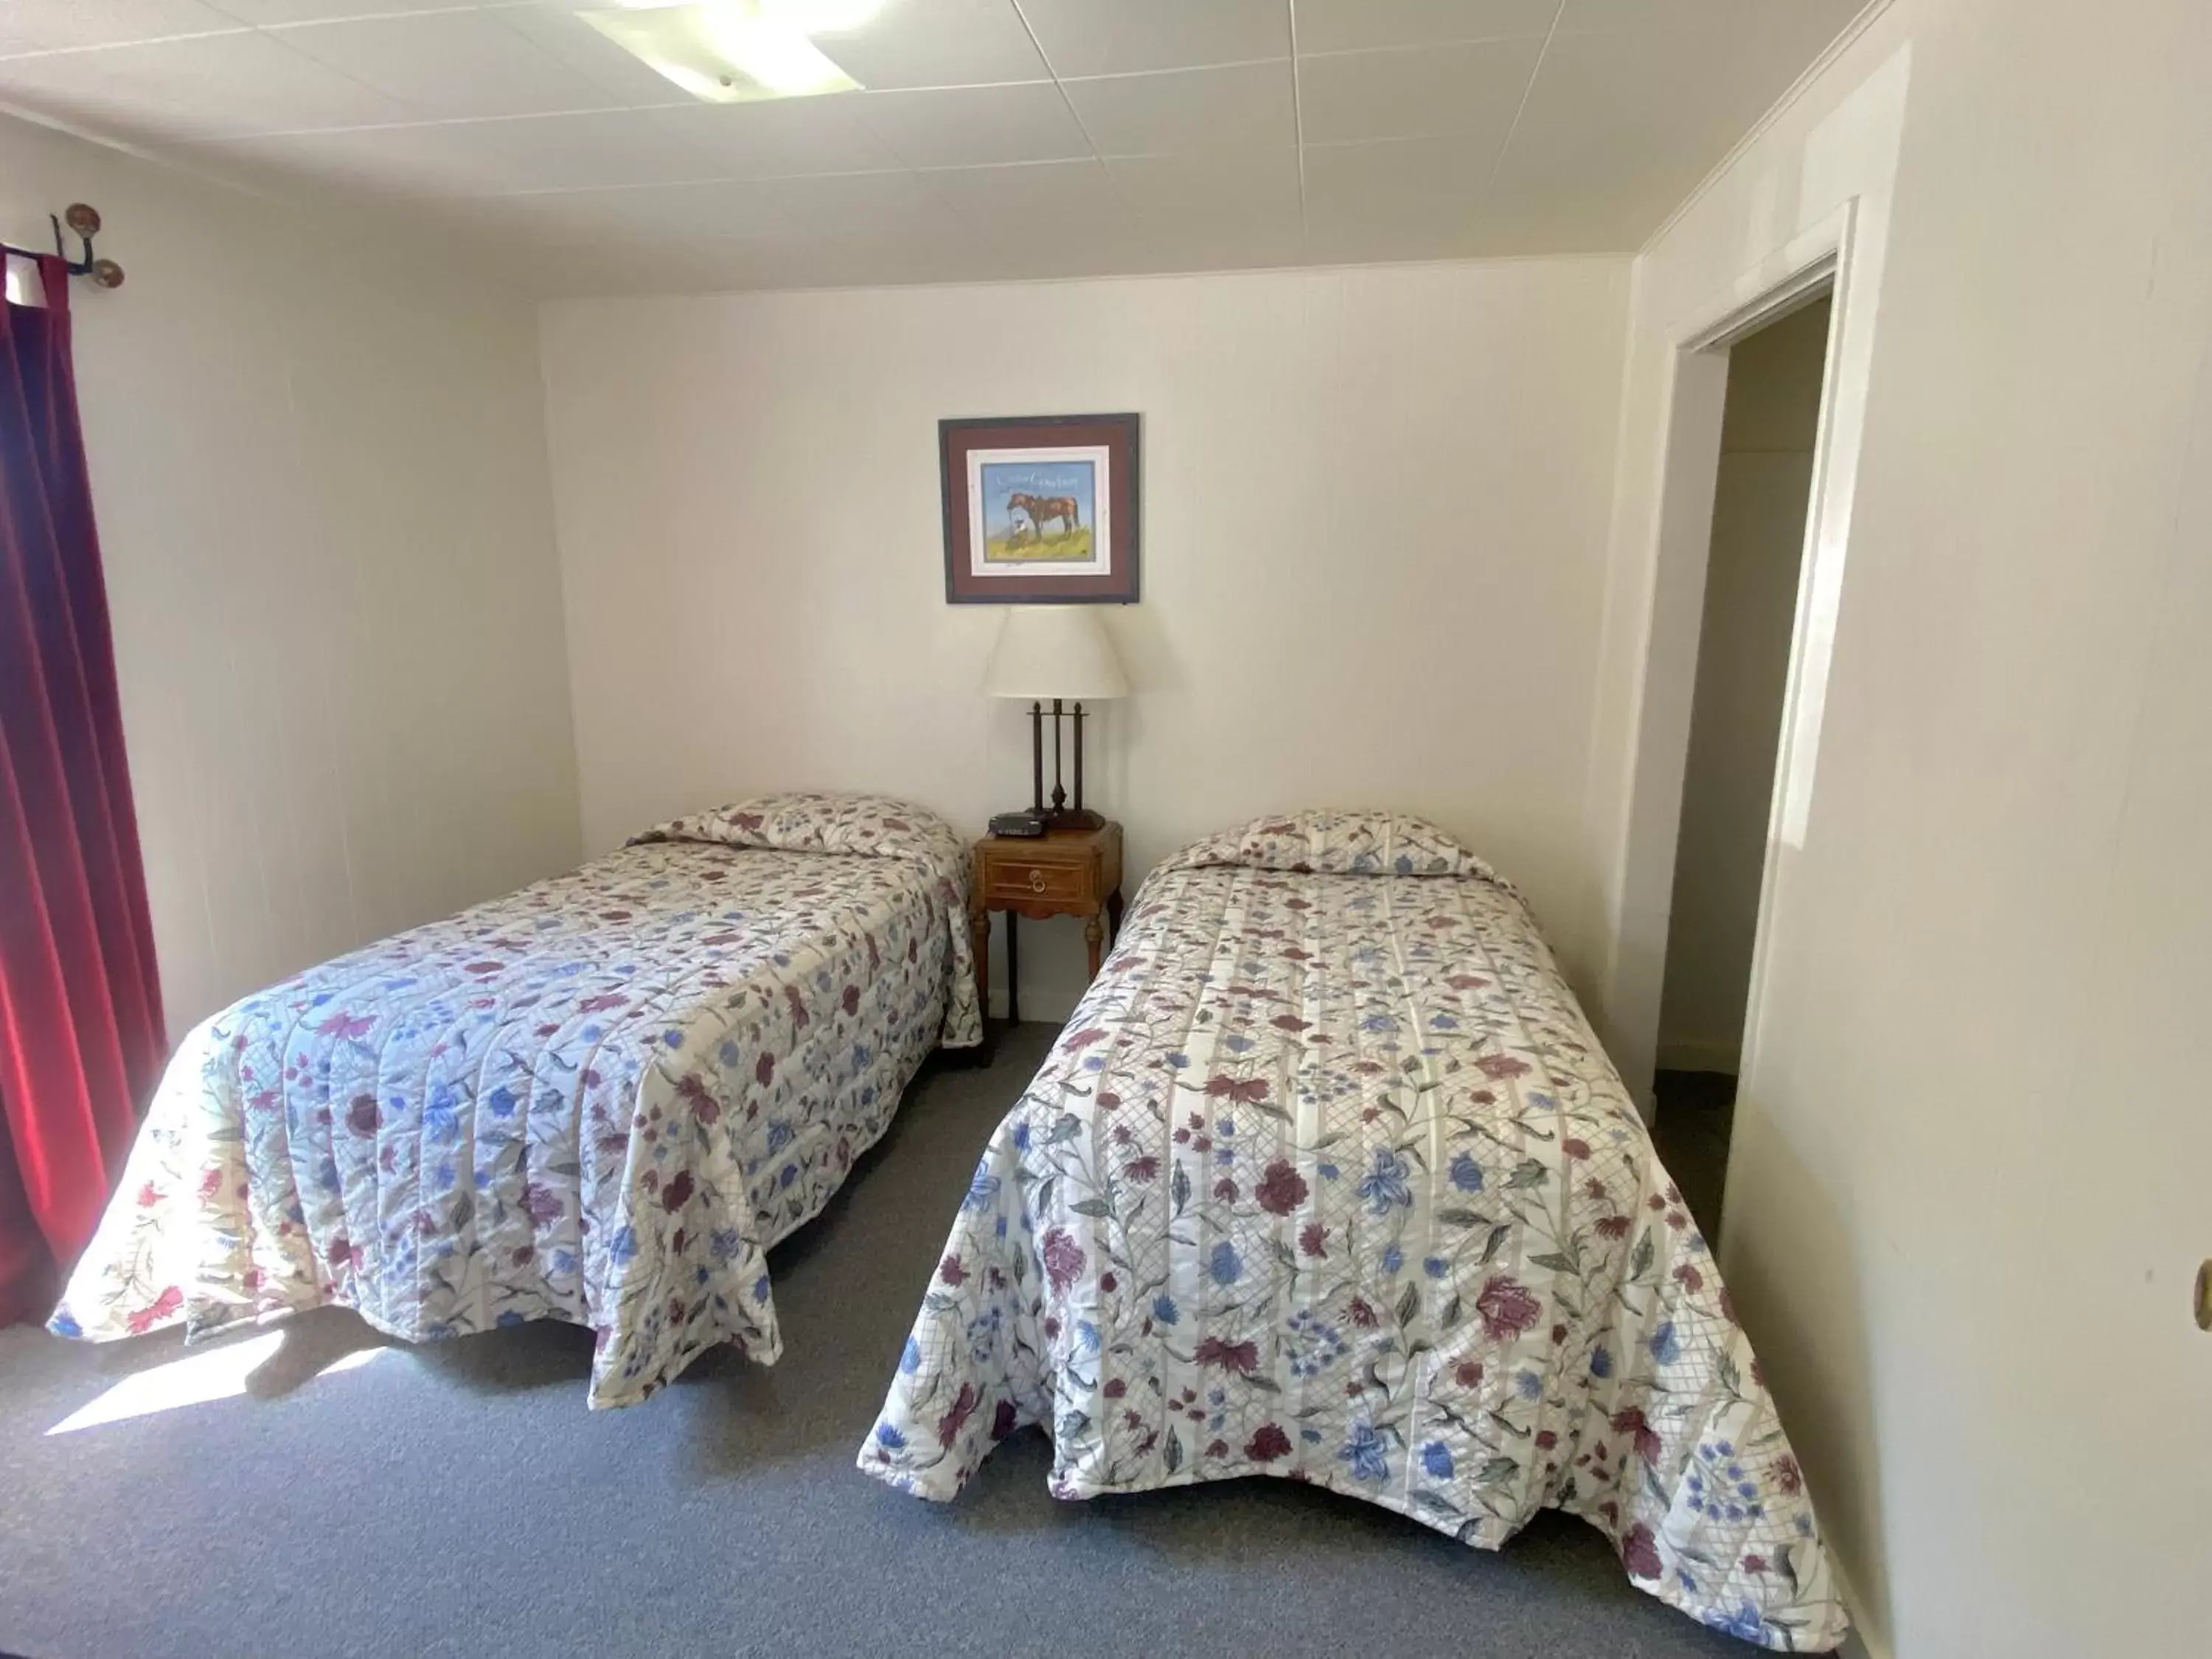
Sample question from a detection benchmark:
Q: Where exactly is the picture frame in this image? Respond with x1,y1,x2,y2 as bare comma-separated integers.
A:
941,412,1140,604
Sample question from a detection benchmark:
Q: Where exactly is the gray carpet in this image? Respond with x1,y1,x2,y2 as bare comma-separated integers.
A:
0,1023,1748,1659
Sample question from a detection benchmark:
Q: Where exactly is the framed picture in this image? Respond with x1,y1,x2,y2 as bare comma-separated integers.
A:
941,412,1140,604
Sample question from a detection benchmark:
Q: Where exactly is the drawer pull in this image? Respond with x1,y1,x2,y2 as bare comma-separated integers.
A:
1029,869,1047,893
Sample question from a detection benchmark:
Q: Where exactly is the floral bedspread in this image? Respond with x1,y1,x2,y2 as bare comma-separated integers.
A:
53,793,978,1408
861,812,1846,1650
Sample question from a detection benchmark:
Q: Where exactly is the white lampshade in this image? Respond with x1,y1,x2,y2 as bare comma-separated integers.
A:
980,606,1129,701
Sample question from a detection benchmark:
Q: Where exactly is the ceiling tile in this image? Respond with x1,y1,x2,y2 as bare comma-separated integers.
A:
490,4,700,109
981,232,1223,282
745,168,974,250
466,108,725,190
1301,133,1495,260
1016,0,1290,77
858,80,1088,168
190,121,546,196
945,151,1310,279
0,28,411,139
0,0,242,56
1061,61,1295,157
535,233,855,298
270,10,622,121
1452,179,1654,254
612,179,815,242
1135,221,1309,273
810,0,1048,90
1557,0,1773,33
207,1,485,20
1302,208,1500,265
653,94,901,178
1486,23,1777,249
1291,0,1557,54
1297,36,1540,147
1302,134,1492,202
666,236,866,291
462,178,811,248
1736,0,1870,77
1106,147,1306,266
925,155,1121,239
1106,145,1302,229
808,229,1016,285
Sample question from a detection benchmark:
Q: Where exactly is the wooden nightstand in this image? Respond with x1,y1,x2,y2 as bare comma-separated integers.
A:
971,822,1124,1025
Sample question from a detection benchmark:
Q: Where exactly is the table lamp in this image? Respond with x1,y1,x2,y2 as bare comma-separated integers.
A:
981,606,1128,832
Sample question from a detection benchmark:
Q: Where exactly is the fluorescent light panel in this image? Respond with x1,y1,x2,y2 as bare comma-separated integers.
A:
580,0,874,103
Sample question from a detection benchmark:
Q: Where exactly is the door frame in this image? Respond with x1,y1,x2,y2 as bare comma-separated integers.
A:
1616,198,1868,1128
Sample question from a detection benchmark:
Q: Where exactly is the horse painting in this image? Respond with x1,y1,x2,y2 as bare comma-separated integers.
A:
1006,491,1081,539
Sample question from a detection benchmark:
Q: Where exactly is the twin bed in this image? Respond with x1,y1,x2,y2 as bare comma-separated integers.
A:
861,810,1848,1652
52,793,977,1407
50,797,1843,1650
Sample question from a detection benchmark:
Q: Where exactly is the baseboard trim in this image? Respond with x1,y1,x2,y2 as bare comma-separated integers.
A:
1654,1038,1742,1074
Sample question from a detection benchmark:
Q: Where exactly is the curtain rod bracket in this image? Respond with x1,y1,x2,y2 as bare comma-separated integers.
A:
55,204,125,289
3,203,125,290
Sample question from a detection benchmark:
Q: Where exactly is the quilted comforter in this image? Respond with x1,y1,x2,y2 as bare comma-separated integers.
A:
861,812,1845,1650
53,793,978,1408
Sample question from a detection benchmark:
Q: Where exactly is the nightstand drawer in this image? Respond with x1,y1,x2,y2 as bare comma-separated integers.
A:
985,858,1091,905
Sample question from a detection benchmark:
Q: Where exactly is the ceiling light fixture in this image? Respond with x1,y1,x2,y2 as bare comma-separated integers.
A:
580,0,869,102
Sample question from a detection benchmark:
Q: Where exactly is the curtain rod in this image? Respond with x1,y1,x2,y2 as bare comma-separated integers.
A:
0,203,124,290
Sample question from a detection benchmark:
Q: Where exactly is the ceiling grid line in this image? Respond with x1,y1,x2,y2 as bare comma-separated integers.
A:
1003,0,1116,219
1484,0,1569,192
1002,0,1093,153
0,30,251,64
1285,0,1308,245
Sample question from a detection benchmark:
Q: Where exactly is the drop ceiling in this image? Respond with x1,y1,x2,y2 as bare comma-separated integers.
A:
0,1,1868,296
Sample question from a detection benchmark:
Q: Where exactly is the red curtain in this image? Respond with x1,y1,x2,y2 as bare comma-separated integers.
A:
0,253,165,1325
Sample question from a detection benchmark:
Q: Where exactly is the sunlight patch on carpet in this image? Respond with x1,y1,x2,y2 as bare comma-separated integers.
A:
45,1335,392,1435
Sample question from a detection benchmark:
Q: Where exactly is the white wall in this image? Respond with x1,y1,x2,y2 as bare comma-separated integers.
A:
1656,296,1828,1073
0,114,581,1037
1585,2,2212,1653
540,260,1630,1018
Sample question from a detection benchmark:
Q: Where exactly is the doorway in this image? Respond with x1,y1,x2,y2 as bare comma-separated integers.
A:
1649,291,1834,1240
